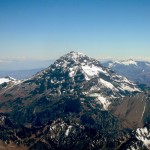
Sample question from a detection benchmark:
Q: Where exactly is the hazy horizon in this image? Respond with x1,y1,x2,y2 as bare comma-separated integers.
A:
0,53,150,71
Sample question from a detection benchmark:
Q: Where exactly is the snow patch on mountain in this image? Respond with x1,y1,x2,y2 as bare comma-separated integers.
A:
121,59,137,66
0,78,11,84
29,51,140,110
65,125,72,136
97,96,111,110
120,84,140,92
102,59,150,86
106,59,138,68
146,63,150,67
82,65,108,80
89,93,110,110
99,78,116,90
0,77,21,86
136,127,150,149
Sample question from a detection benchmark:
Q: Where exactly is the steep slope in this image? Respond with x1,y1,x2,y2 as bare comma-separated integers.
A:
0,51,145,150
0,76,19,85
109,91,150,149
112,93,147,128
0,52,139,113
102,59,150,86
0,76,21,93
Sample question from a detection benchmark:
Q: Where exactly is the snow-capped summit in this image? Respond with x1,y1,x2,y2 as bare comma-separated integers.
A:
0,77,11,85
105,59,137,68
51,51,105,80
29,51,140,110
0,76,19,85
0,52,140,110
0,52,150,149
0,76,21,92
61,51,87,61
0,52,146,150
102,59,150,86
121,59,137,66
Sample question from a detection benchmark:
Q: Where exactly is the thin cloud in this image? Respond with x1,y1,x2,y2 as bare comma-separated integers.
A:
0,59,13,64
98,56,150,62
0,57,53,63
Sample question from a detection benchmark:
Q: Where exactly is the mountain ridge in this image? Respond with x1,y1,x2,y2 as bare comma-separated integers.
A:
0,51,149,149
102,59,150,86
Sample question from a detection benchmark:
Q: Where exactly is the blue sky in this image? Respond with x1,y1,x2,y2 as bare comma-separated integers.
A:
0,0,150,69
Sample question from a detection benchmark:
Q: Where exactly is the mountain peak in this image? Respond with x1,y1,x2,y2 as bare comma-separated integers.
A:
121,59,137,66
52,51,104,80
29,51,140,110
68,51,84,55
106,59,137,67
52,51,100,72
60,51,88,61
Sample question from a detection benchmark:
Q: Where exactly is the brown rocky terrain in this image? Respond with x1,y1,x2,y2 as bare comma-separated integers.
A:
0,52,149,149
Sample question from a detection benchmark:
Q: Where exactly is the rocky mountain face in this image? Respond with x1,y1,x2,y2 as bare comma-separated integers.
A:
0,52,149,149
0,76,21,94
0,52,139,116
102,59,150,86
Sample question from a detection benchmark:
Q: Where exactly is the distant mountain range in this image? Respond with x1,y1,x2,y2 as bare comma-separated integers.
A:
0,68,43,80
102,59,150,86
0,52,150,149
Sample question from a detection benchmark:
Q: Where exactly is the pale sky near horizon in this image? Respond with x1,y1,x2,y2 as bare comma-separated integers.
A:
0,0,150,70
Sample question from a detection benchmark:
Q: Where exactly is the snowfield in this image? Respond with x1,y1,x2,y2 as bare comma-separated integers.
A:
0,78,11,84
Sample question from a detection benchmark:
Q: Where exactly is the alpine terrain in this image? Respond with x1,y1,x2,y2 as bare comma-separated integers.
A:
0,76,21,94
0,51,150,150
102,59,150,87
